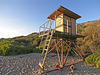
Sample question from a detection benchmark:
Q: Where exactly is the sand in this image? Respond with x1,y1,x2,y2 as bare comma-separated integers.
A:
0,53,100,75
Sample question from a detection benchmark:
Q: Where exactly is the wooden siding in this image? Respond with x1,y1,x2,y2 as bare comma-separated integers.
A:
55,14,76,35
56,14,63,32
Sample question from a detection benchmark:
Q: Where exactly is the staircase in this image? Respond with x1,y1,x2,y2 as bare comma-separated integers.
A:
39,30,54,70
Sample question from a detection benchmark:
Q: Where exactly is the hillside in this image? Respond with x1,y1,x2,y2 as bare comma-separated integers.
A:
0,19,100,56
77,19,100,57
0,33,41,55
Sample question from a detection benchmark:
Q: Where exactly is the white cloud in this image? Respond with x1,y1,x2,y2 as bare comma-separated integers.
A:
0,18,32,38
0,27,21,38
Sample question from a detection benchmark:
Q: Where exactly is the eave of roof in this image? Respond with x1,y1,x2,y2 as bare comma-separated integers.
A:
47,6,81,20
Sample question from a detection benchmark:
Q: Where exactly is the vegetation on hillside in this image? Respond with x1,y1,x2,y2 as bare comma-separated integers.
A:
85,51,100,68
77,19,100,57
0,33,41,56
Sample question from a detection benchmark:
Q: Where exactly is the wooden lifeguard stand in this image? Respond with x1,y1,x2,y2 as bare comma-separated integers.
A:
39,6,84,70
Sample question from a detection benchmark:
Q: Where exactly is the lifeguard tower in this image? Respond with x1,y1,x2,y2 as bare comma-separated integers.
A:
39,6,84,70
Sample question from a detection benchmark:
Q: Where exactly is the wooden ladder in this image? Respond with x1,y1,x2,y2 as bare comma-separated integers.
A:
39,30,54,70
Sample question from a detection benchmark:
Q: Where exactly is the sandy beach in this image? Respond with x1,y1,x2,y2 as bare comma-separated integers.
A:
0,53,100,75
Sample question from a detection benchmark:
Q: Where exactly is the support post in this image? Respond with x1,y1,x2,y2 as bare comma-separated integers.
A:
44,24,45,34
61,40,64,67
55,15,56,33
39,27,40,36
67,20,68,33
50,19,51,31
76,23,77,35
55,40,62,66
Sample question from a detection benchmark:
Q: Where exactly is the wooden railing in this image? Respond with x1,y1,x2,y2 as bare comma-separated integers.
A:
39,19,55,37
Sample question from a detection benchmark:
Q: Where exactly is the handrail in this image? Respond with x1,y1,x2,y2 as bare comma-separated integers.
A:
39,19,55,37
40,19,51,27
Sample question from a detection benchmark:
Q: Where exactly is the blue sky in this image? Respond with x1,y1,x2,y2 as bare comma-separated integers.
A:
0,0,100,38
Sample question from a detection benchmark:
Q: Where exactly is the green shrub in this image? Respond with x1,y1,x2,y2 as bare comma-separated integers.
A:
84,25,87,28
0,32,41,56
85,55,93,64
0,38,41,56
85,51,100,68
95,56,100,63
96,60,100,68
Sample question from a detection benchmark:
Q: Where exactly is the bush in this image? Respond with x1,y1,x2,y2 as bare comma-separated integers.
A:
95,56,100,64
85,51,100,68
96,60,100,68
0,36,41,56
85,55,93,64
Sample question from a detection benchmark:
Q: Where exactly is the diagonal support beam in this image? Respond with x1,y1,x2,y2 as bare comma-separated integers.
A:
64,46,69,53
63,40,83,60
71,48,82,59
64,41,71,53
73,42,84,60
64,42,71,65
48,40,61,54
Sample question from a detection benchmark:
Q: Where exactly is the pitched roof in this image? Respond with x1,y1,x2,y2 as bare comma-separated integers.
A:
47,6,81,20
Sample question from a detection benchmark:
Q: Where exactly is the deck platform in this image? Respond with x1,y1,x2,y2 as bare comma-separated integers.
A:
39,30,84,40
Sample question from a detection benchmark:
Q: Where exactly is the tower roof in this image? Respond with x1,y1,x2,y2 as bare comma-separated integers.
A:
47,6,81,20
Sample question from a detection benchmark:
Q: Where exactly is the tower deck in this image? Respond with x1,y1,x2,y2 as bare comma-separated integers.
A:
39,29,84,40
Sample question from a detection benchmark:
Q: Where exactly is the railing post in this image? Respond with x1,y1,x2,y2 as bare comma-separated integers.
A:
50,20,51,31
67,20,68,33
55,15,56,33
39,27,40,36
82,25,84,36
76,23,77,35
43,24,45,34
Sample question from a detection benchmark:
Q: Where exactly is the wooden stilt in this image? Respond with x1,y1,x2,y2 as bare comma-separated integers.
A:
61,40,64,67
55,41,62,66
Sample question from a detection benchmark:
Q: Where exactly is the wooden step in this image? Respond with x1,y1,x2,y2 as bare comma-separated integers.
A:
49,35,52,37
44,49,48,51
46,39,50,41
46,37,50,40
45,44,49,46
